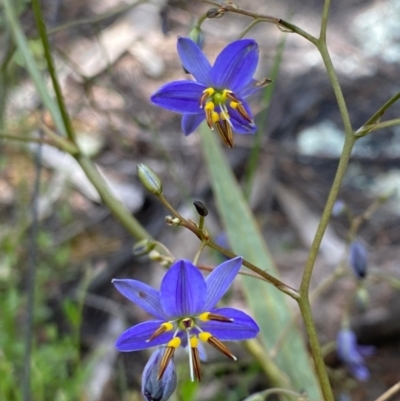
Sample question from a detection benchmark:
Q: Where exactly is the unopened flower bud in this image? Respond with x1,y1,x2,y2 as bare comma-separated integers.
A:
133,239,157,256
137,164,163,196
189,26,204,49
193,200,208,216
149,250,162,261
165,216,181,227
206,7,224,18
142,347,177,401
349,240,368,279
332,200,346,217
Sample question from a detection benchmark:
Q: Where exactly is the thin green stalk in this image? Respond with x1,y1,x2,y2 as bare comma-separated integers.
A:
360,91,400,128
76,154,151,240
158,193,299,298
32,0,75,142
298,298,332,401
29,0,151,241
300,134,356,296
319,0,331,42
356,117,400,137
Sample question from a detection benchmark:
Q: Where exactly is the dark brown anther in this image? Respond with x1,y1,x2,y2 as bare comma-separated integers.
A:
215,120,233,148
158,347,176,380
236,103,252,123
207,336,237,361
193,201,208,217
191,347,202,381
207,313,233,322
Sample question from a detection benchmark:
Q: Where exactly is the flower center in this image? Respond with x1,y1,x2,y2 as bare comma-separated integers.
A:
199,87,253,148
148,312,236,382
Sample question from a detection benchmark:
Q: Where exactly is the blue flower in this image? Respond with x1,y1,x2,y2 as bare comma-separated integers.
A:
348,240,368,279
112,257,259,381
142,347,177,401
337,329,374,381
151,37,263,148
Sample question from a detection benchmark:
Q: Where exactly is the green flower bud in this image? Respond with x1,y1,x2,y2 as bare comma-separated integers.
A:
189,26,204,49
133,239,157,256
165,216,181,227
137,164,163,196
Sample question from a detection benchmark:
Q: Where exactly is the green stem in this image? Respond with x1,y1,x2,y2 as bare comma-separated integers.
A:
361,91,400,127
356,118,400,137
76,154,151,240
297,298,333,401
319,0,331,42
158,193,299,299
32,0,76,142
29,0,151,242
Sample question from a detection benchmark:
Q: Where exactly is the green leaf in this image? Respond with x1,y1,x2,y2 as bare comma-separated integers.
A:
200,125,322,400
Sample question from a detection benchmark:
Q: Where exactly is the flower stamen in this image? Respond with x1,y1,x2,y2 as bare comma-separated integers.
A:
190,336,202,381
199,332,237,361
199,312,233,323
158,337,181,379
147,322,174,342
215,112,233,148
200,88,215,108
230,101,253,123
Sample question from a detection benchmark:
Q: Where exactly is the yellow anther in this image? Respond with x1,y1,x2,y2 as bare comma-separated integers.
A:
199,332,212,342
204,87,215,97
200,88,215,108
147,321,174,342
167,337,181,348
205,102,215,111
162,322,174,331
230,101,240,109
211,111,220,124
199,312,210,321
190,336,199,348
222,89,232,101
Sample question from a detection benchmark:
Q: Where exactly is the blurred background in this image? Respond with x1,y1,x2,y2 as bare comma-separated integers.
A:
1,0,400,400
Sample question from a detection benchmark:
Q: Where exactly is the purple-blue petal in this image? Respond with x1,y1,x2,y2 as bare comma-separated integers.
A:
211,39,259,92
151,81,206,114
112,279,165,320
160,260,207,318
204,257,242,311
116,320,174,351
181,113,205,136
349,364,370,381
177,37,212,85
200,307,259,340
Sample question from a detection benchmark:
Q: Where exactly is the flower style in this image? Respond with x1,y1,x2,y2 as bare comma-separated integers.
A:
337,328,375,381
151,37,265,148
112,257,259,382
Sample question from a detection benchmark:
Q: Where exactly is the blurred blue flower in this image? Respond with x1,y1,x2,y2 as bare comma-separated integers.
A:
332,200,346,217
337,328,374,381
349,240,368,279
142,347,177,401
151,37,263,147
112,257,259,381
